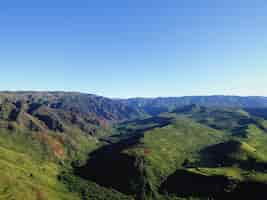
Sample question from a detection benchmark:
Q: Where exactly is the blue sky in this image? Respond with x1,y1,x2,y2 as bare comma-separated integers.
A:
0,0,267,98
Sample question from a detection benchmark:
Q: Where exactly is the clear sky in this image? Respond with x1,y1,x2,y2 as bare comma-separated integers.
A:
0,0,267,98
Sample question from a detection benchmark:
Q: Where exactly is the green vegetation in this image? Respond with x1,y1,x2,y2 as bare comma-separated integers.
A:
77,106,267,199
120,118,226,199
1,92,267,200
125,118,225,180
0,130,80,200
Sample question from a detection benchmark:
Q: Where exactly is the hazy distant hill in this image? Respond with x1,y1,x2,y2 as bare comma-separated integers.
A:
122,96,267,115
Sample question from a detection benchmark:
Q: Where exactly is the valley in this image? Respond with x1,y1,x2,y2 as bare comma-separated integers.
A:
1,92,267,199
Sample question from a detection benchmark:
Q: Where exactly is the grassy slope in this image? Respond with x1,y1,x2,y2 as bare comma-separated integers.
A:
119,112,267,199
242,124,267,156
0,146,79,200
187,167,267,183
0,128,99,200
156,113,267,199
122,117,227,198
0,126,135,200
144,118,225,176
0,132,80,200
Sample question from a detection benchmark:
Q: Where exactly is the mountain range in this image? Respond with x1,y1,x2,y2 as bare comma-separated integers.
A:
1,92,267,200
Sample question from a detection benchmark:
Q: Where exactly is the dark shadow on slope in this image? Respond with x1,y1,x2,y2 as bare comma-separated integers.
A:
102,116,173,143
245,108,267,120
160,169,233,198
160,169,267,200
75,116,173,198
75,135,149,198
198,140,267,172
118,116,173,131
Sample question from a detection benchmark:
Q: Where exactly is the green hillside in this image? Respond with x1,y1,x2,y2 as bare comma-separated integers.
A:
1,92,267,200
77,106,267,200
77,116,227,199
0,128,81,200
0,93,135,200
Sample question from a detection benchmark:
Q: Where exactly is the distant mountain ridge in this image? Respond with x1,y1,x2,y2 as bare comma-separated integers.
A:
121,95,267,116
0,91,146,122
1,92,267,118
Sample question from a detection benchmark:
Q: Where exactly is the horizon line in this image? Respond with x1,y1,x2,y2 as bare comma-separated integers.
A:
0,90,267,99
